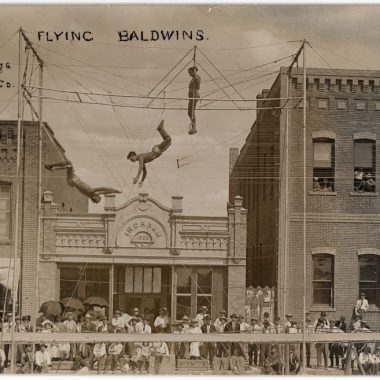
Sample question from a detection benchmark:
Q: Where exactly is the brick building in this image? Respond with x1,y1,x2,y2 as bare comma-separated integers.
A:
0,120,247,322
229,68,380,328
0,120,89,318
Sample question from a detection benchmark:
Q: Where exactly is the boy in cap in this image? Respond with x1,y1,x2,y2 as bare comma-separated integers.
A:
92,341,107,374
187,66,201,134
63,311,77,360
355,292,369,320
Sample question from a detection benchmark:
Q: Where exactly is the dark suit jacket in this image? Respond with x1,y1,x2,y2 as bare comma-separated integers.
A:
335,321,347,332
201,324,216,333
223,321,240,333
81,322,96,332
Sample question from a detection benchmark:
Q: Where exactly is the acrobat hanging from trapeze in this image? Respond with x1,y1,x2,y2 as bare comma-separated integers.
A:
187,65,201,135
45,159,122,203
127,120,171,185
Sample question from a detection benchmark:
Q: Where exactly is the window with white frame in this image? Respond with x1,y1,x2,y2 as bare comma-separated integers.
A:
313,139,335,191
354,139,376,192
359,255,379,306
312,254,334,306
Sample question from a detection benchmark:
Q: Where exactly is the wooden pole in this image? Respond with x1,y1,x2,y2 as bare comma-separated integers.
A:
10,27,23,374
301,39,307,375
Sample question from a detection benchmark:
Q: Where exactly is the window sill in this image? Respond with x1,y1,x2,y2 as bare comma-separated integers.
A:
350,192,377,197
309,306,336,312
309,191,337,196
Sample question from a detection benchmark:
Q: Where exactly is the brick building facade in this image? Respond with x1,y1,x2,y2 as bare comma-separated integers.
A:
0,120,88,318
0,120,247,322
229,68,380,328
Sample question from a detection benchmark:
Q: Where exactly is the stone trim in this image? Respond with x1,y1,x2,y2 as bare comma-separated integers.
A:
357,248,380,256
309,191,337,196
311,131,336,140
353,132,376,141
311,247,336,256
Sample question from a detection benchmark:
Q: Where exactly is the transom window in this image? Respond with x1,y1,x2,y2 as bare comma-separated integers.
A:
124,267,161,294
313,139,335,191
354,139,376,192
312,254,334,306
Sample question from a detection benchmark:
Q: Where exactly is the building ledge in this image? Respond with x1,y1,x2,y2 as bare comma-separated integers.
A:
350,192,377,197
368,305,380,313
309,191,337,196
309,306,336,313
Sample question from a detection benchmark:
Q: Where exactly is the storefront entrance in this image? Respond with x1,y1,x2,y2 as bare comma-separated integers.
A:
113,266,171,324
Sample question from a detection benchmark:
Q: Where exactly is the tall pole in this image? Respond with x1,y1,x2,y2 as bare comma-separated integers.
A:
301,39,307,374
283,71,290,376
10,27,23,374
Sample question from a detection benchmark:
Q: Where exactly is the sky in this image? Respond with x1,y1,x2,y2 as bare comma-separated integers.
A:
0,4,380,215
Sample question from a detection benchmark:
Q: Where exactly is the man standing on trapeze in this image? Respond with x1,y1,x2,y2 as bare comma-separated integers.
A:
44,159,121,203
127,120,171,184
188,66,201,135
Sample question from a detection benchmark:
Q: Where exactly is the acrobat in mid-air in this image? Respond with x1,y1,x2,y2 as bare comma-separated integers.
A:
45,159,122,203
127,120,171,185
187,65,201,135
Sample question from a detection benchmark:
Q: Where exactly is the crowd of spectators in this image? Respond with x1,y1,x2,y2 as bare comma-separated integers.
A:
0,293,379,375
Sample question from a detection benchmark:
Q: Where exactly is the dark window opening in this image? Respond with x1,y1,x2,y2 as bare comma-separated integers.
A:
359,255,380,306
313,139,335,192
354,140,376,192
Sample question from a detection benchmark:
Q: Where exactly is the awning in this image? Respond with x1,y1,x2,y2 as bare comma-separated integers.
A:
0,258,20,295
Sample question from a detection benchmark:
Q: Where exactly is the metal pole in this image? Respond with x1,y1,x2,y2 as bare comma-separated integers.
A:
301,39,307,374
10,27,23,374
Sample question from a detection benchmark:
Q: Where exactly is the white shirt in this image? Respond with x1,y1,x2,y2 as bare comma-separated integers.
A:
359,352,374,365
355,298,369,312
152,342,169,355
214,318,226,333
240,321,250,332
112,316,125,329
135,321,144,332
108,343,123,355
195,313,206,327
122,313,131,325
63,320,77,333
93,343,106,357
35,350,51,366
154,315,168,328
0,349,5,366
142,324,152,334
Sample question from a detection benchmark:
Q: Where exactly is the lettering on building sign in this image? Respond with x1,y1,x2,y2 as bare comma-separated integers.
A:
124,220,162,238
117,217,167,248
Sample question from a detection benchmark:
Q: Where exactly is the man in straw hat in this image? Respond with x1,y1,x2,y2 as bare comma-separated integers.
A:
35,343,51,373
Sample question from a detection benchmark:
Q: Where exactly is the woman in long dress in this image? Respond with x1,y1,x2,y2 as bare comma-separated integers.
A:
189,319,202,359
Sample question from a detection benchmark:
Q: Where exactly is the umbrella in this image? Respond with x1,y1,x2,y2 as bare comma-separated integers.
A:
39,301,62,316
84,296,109,308
60,297,85,311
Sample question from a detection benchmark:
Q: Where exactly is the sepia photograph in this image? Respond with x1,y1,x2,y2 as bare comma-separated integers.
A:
0,2,379,376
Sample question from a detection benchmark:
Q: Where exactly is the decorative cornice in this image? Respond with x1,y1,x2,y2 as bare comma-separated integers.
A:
357,248,380,256
311,247,336,256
